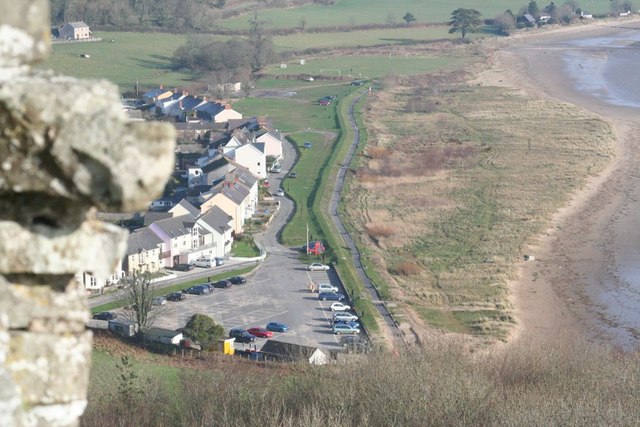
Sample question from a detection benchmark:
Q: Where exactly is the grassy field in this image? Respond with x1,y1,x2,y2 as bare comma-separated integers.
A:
42,31,195,91
343,81,614,338
220,0,617,29
272,25,458,51
266,53,470,80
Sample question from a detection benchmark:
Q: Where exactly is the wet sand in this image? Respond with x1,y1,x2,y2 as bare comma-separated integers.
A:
479,20,640,349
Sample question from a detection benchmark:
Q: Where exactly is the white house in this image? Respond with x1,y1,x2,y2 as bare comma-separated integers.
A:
192,206,233,259
149,214,195,268
59,21,91,40
256,131,284,160
229,143,267,178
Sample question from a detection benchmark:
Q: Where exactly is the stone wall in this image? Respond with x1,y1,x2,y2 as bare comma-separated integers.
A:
0,2,175,425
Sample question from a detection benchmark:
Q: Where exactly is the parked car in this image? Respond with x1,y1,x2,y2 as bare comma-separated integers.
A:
332,323,360,335
182,285,210,295
351,80,364,86
247,327,274,338
333,312,359,322
303,141,312,149
228,276,247,285
213,279,232,289
92,311,116,321
330,302,351,311
301,240,325,254
262,180,271,188
271,165,282,173
318,99,331,106
173,263,194,271
308,262,330,271
214,257,225,266
318,292,345,301
229,328,257,344
276,188,285,197
152,296,166,306
166,292,186,302
317,283,339,293
289,171,297,178
340,335,370,353
266,322,289,333
333,320,360,329
192,256,216,268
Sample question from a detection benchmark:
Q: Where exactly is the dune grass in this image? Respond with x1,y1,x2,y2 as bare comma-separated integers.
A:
343,81,614,337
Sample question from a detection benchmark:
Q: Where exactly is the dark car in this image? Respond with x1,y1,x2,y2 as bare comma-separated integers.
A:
318,292,345,301
92,311,116,321
182,285,209,295
229,328,257,344
166,292,186,302
351,80,364,86
228,276,247,285
289,171,297,178
266,322,289,333
173,263,194,272
213,280,232,289
333,320,360,329
247,327,274,338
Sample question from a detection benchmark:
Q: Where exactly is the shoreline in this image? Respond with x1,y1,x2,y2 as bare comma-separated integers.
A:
479,19,640,349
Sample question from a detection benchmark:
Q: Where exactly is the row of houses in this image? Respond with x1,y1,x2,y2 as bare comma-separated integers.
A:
142,86,243,123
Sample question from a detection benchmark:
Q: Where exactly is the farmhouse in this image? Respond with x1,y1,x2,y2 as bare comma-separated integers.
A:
59,21,91,40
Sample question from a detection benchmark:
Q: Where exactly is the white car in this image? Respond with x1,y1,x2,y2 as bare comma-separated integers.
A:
276,188,285,197
308,262,330,271
333,312,358,322
152,296,166,306
330,302,351,312
317,283,338,293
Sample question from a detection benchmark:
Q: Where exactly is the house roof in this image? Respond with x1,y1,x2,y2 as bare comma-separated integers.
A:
195,102,225,116
220,181,250,206
65,21,89,28
259,340,324,362
198,206,232,234
143,211,172,226
252,142,266,154
523,13,536,23
151,214,195,238
143,88,169,99
173,122,223,132
227,117,260,132
179,96,204,112
125,227,163,256
201,155,232,174
170,199,200,217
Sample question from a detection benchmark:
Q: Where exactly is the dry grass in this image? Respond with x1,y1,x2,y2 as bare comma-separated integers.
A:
343,80,614,338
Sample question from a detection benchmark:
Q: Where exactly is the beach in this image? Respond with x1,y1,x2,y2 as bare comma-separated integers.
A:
479,19,640,349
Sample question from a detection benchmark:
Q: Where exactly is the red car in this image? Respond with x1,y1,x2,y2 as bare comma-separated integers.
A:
247,327,273,338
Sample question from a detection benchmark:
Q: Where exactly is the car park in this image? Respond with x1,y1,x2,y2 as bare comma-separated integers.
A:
276,188,285,196
212,280,232,289
228,276,247,284
332,323,360,335
166,292,186,302
317,283,339,293
152,296,167,306
333,312,358,322
182,285,210,295
173,263,194,271
318,292,345,301
92,311,116,321
229,328,257,344
266,322,289,333
308,262,330,271
330,302,350,311
247,327,273,338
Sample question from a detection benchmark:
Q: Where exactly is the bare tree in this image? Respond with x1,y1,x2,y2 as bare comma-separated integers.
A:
122,272,161,340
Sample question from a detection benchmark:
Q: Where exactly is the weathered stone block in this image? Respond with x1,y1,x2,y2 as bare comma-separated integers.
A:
0,219,127,278
0,72,176,213
6,330,92,405
0,1,50,67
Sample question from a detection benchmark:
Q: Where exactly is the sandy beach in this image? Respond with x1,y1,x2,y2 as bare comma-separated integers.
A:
478,19,640,349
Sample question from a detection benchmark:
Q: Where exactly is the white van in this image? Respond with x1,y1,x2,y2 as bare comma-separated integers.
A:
192,256,218,268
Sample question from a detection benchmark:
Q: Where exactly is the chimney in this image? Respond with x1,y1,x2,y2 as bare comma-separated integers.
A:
160,84,164,89
203,96,207,103
225,104,231,109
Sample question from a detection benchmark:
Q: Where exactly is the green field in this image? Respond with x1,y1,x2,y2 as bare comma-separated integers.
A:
266,54,468,80
42,31,196,91
220,0,617,30
272,25,457,51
